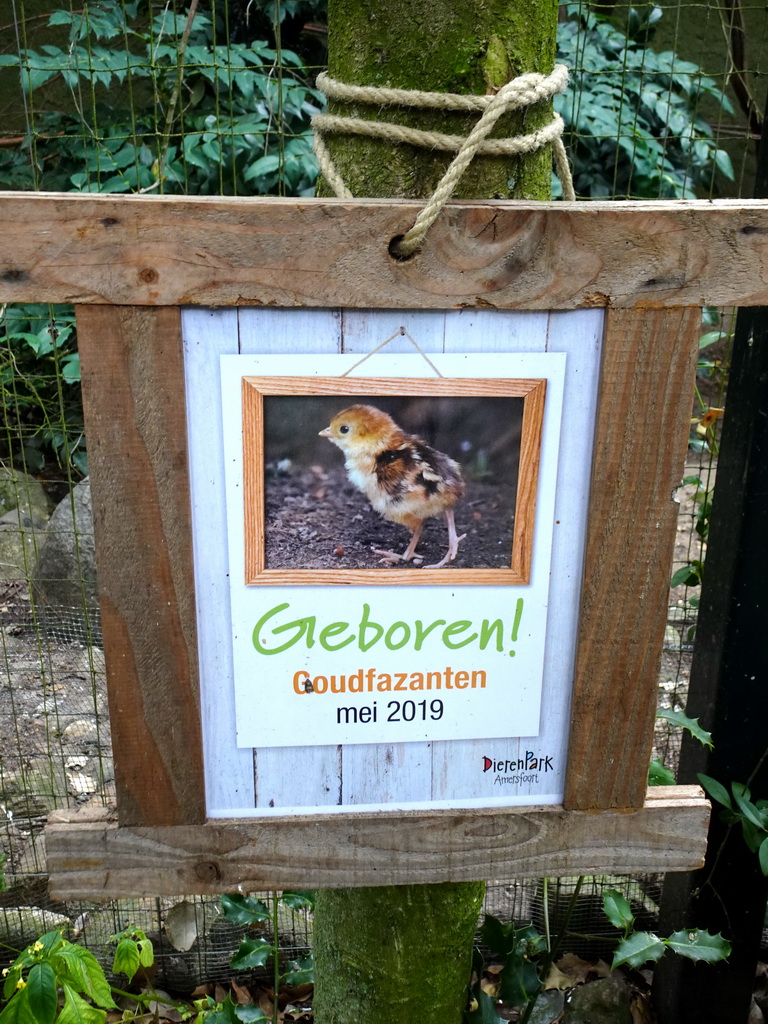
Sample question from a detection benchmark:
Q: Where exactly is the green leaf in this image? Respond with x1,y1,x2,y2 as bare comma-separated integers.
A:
759,836,768,876
480,914,515,959
498,954,541,1008
649,758,676,786
282,954,314,986
665,929,731,962
0,988,27,1024
112,937,141,981
280,890,315,910
51,947,116,1010
466,987,503,1024
697,774,733,809
220,894,270,925
57,984,107,1024
656,708,713,748
612,931,666,969
244,154,280,181
602,889,634,931
230,936,272,970
699,331,726,350
136,938,154,968
234,1006,269,1023
25,963,57,1024
671,564,701,587
3,970,23,1002
731,783,767,829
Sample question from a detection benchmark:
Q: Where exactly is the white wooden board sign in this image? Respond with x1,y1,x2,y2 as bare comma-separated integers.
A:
183,307,604,817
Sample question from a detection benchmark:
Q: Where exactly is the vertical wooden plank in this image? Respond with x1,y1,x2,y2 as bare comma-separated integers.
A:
564,307,700,811
182,309,256,816
76,305,205,826
238,308,347,811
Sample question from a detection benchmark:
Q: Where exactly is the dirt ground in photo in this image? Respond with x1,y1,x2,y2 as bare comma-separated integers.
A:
263,464,517,571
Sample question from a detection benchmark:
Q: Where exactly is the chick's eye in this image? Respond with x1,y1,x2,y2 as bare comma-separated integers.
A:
339,424,350,434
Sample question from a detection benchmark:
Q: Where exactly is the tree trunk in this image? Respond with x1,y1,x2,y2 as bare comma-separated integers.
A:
314,883,486,1024
313,2,558,1022
318,0,558,201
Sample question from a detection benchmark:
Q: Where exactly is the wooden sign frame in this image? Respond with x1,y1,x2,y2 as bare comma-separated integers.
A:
3,192,765,897
242,374,545,586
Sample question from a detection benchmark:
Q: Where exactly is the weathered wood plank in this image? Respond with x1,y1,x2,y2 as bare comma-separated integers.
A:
3,194,768,309
77,305,205,826
182,308,257,815
45,786,710,898
564,308,700,811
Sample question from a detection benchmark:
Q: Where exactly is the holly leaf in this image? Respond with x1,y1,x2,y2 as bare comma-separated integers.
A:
656,708,713,748
466,987,503,1024
230,937,272,970
234,1006,269,1023
280,891,315,910
220,894,270,925
648,758,676,786
612,932,666,969
602,889,634,931
665,930,731,962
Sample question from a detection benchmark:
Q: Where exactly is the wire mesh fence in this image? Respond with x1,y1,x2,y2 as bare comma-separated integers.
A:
0,0,760,999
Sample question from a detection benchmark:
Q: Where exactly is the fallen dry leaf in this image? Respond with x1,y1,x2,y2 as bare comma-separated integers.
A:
543,963,574,991
231,979,252,1005
630,992,656,1024
556,953,594,985
480,976,500,997
284,983,314,1002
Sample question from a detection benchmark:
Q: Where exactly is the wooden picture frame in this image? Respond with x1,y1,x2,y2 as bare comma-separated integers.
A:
4,192,763,894
242,375,545,585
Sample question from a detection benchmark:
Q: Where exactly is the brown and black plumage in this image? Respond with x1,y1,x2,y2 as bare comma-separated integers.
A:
318,404,466,568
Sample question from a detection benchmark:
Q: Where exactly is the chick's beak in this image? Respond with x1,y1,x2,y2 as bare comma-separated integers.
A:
318,426,331,437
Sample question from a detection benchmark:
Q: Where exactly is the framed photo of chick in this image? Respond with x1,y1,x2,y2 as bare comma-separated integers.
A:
240,375,546,586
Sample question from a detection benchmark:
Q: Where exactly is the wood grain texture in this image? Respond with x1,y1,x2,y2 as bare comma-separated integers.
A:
45,786,709,898
564,308,701,812
182,309,257,814
241,374,543,586
3,193,768,309
77,305,205,826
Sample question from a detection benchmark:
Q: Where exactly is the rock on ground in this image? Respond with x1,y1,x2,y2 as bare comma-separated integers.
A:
31,479,100,639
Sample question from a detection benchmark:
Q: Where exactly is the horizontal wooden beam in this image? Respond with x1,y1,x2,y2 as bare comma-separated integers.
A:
1,193,768,309
46,787,709,898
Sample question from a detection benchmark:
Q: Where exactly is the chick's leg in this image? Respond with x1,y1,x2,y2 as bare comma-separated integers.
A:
374,522,424,565
424,509,466,569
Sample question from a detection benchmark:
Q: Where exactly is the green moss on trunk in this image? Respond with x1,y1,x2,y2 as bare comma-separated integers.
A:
319,0,558,200
313,882,486,1024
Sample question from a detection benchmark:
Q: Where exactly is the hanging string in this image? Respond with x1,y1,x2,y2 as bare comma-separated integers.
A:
341,327,445,378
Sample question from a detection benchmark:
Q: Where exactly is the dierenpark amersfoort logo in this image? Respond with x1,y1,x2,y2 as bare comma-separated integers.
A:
483,751,554,785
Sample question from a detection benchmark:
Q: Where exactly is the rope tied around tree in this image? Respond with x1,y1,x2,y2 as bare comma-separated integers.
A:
312,64,576,257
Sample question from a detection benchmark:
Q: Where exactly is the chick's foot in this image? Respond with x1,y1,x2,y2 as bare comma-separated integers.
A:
373,548,423,566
